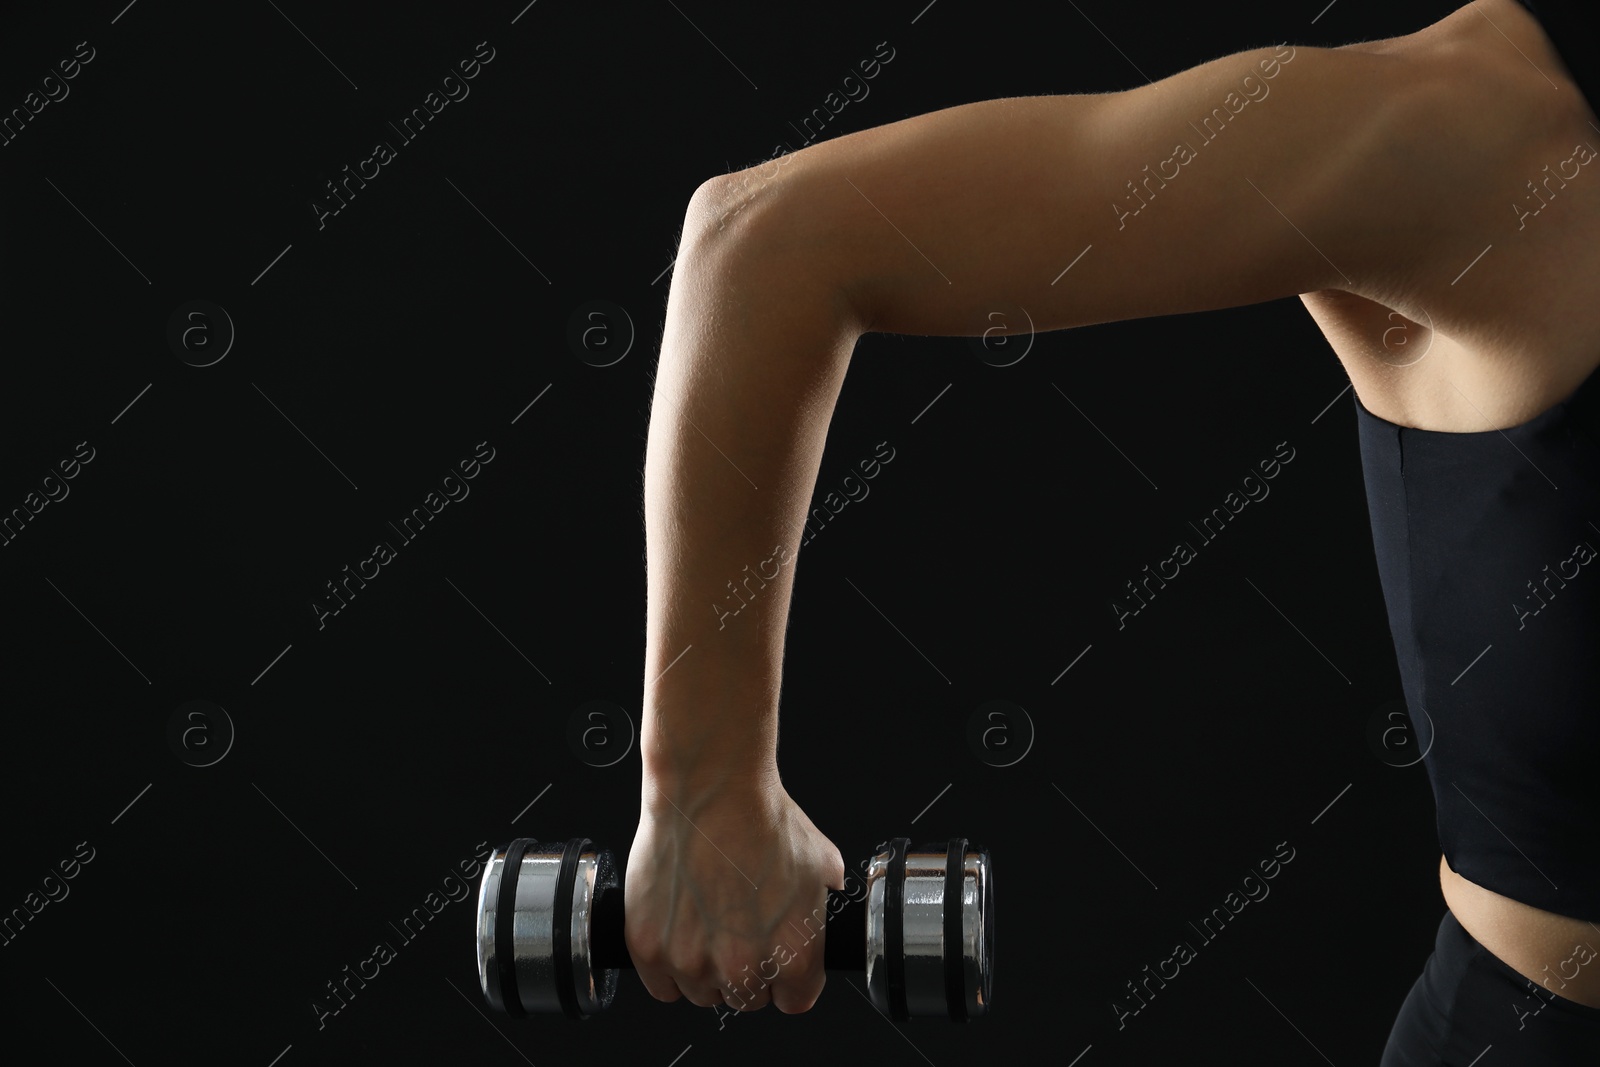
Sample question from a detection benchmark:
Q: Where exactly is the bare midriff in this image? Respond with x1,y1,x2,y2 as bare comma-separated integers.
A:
1439,854,1600,1009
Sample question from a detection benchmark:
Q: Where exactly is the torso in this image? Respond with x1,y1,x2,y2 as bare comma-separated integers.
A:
1302,0,1600,1008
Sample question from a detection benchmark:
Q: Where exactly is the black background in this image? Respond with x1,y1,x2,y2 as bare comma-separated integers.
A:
0,1,1472,1064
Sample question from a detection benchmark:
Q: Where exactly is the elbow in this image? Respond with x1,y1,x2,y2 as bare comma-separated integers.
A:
685,144,810,246
684,171,763,249
679,167,870,338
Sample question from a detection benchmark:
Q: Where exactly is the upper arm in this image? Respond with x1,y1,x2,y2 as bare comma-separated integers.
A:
713,39,1483,338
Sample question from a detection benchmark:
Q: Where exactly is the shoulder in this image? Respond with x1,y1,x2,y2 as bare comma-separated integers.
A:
1062,20,1559,313
1307,1,1597,306
1358,2,1600,369
1300,1,1600,426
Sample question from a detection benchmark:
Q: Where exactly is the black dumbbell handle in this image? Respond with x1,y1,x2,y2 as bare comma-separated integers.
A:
589,880,868,970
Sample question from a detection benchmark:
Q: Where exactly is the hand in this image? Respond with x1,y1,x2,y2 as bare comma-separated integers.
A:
624,776,845,1014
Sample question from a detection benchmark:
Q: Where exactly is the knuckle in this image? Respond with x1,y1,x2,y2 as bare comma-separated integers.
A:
722,966,768,998
714,950,757,984
636,970,680,1002
628,940,665,970
727,981,769,1010
624,924,665,964
666,947,707,979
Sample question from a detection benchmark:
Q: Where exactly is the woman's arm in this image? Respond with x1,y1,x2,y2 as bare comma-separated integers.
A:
628,36,1504,1013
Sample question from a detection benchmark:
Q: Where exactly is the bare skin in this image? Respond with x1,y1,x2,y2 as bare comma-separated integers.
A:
628,0,1600,1014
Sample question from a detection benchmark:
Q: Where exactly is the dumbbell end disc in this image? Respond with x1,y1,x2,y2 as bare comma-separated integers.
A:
476,839,620,1018
865,840,993,1021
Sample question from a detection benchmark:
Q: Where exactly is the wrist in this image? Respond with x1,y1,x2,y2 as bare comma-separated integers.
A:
638,697,780,802
640,752,781,812
641,752,780,789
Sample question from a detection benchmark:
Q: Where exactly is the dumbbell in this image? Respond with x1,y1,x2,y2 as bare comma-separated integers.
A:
475,836,993,1021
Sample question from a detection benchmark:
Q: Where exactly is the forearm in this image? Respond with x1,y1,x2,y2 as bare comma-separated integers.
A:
639,179,862,801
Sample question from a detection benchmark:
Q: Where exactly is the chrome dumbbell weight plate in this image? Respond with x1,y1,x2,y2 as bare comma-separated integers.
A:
865,837,993,1020
476,838,619,1018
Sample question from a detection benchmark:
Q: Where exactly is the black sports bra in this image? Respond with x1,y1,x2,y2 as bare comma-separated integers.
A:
1353,0,1600,922
1356,369,1600,921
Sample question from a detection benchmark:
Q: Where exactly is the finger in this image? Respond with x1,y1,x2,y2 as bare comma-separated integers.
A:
668,953,725,1010
767,930,827,1014
770,965,826,1014
679,980,727,1009
712,946,782,1011
772,873,837,1014
633,966,684,1004
718,968,774,1011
